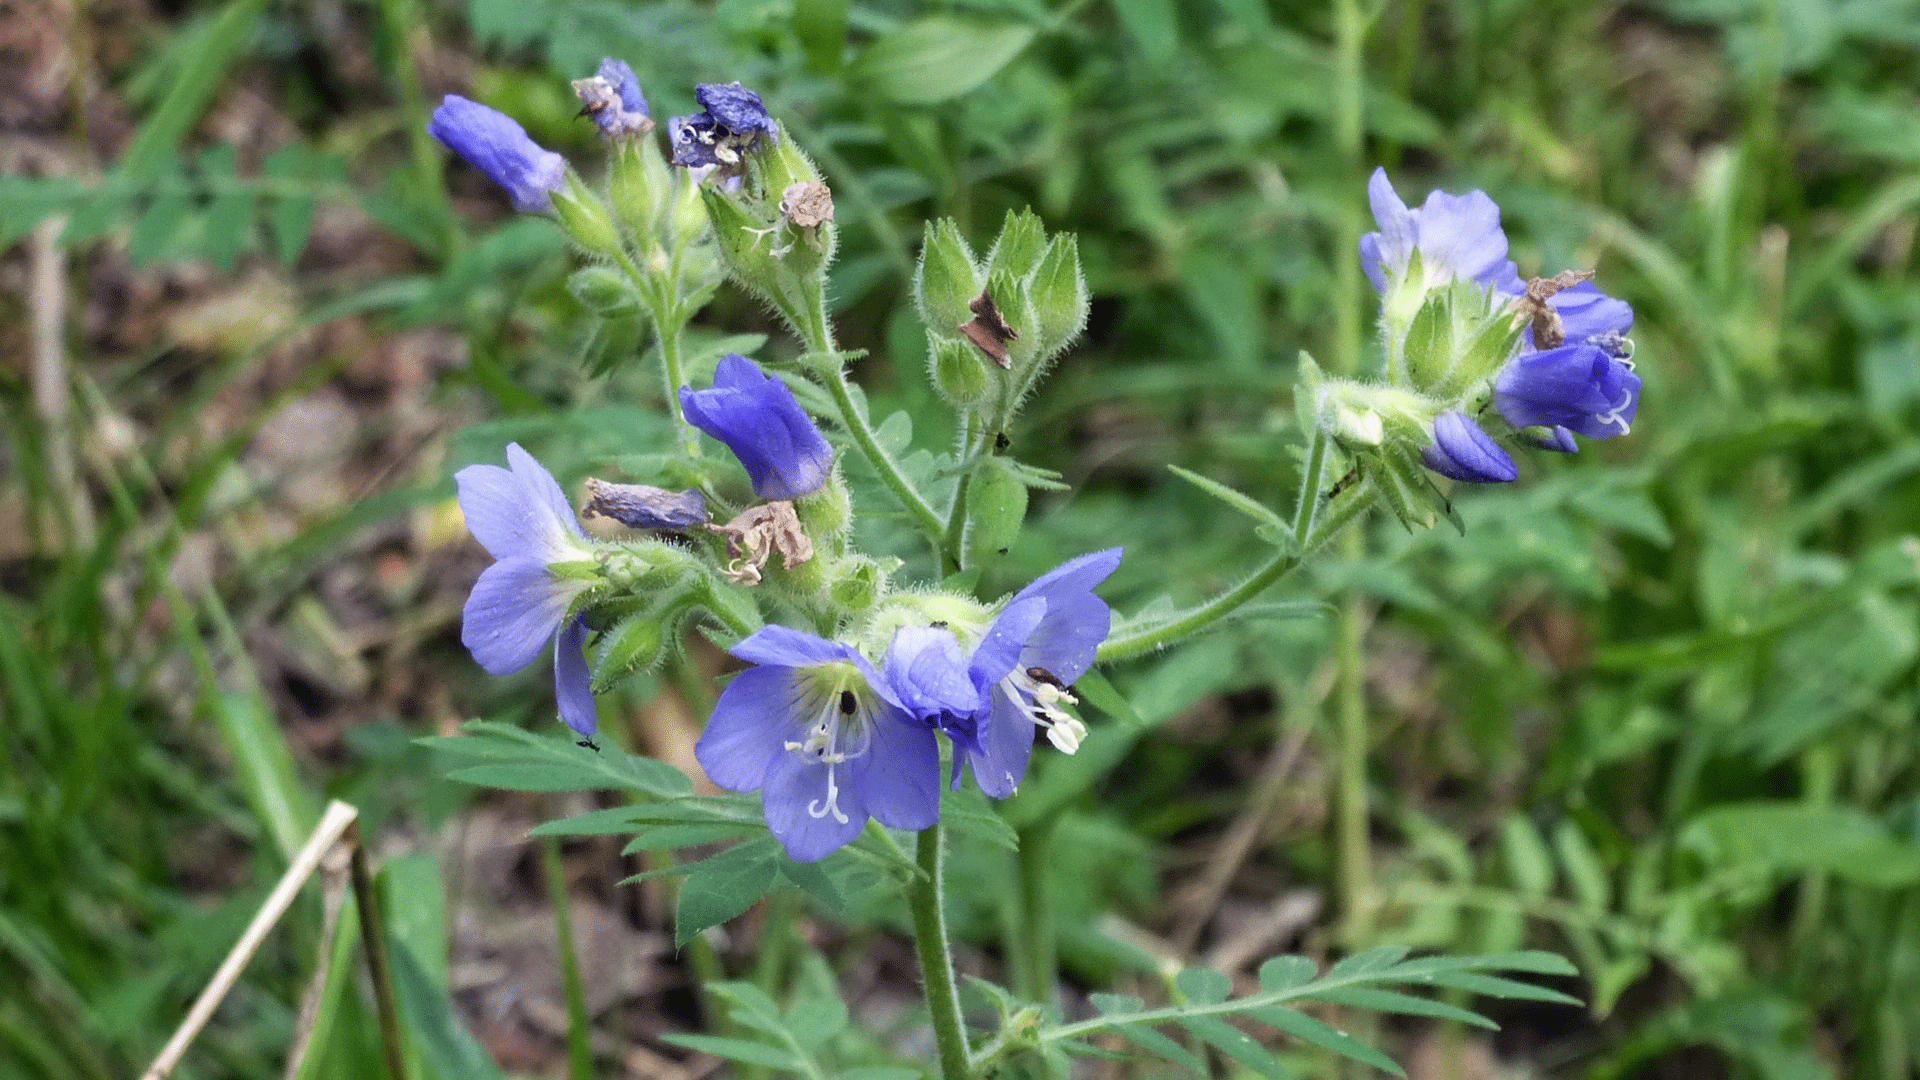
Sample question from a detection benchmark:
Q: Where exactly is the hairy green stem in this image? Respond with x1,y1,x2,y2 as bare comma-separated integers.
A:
1095,478,1373,663
611,248,700,455
815,348,948,545
909,825,972,1080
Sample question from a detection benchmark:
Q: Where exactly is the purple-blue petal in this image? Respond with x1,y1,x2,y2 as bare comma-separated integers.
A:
694,82,776,139
695,665,806,791
971,689,1037,800
760,753,867,862
1493,344,1641,439
971,596,1046,691
596,58,648,117
428,96,568,213
1422,411,1518,484
455,442,584,563
554,618,597,736
730,625,856,669
848,713,941,831
1009,548,1121,684
885,627,979,718
1362,167,1414,291
461,557,580,674
680,355,834,501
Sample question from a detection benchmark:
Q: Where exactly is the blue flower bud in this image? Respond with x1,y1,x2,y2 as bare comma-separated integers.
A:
1493,343,1641,441
428,95,568,213
1421,411,1517,483
679,354,834,501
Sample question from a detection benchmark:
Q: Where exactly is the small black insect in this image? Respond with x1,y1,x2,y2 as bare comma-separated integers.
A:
1325,467,1360,500
930,620,949,629
839,689,858,715
577,736,601,752
994,431,1011,451
1025,666,1065,689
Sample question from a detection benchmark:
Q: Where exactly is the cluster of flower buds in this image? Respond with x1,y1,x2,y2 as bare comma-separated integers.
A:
437,64,1126,862
1307,168,1642,527
916,210,1090,428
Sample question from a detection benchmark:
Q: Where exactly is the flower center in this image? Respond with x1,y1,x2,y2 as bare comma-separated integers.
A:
782,676,875,825
1001,666,1088,755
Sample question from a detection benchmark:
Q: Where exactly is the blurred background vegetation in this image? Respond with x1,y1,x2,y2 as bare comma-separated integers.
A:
3,0,1920,1076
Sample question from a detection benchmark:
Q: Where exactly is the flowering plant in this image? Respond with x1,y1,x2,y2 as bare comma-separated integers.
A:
427,61,1634,1080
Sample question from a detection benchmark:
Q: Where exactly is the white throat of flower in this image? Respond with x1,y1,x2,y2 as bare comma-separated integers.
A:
783,670,876,826
1001,667,1087,755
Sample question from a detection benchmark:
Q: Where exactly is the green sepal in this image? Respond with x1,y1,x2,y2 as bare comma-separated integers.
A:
1402,291,1455,392
1367,444,1439,531
1027,233,1088,361
985,207,1048,280
551,174,622,258
915,217,982,335
964,457,1028,568
610,138,671,243
568,266,639,314
930,335,994,408
592,612,668,692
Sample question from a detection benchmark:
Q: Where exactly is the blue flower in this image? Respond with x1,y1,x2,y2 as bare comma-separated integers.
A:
573,58,651,138
883,549,1123,798
669,82,777,169
1494,343,1641,441
679,354,834,501
1360,167,1522,298
695,626,940,861
1422,411,1517,483
428,96,568,213
455,443,598,735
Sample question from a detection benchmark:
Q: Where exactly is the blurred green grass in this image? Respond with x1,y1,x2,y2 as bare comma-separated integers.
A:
3,0,1919,1076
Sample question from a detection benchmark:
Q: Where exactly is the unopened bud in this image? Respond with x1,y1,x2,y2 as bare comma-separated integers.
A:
551,175,622,257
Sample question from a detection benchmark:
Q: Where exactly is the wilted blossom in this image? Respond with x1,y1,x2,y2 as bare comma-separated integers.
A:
1359,167,1522,298
680,354,834,501
695,627,939,861
1421,411,1517,484
1494,343,1641,443
572,57,651,138
669,82,777,170
883,549,1123,799
428,96,568,213
456,444,598,735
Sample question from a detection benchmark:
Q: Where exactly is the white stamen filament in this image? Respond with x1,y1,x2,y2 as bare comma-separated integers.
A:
1003,672,1089,755
1595,386,1634,435
808,765,849,824
786,681,872,826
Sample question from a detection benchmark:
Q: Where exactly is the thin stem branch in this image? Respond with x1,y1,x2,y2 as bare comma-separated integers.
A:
1095,479,1373,663
908,825,972,1080
819,360,948,543
348,822,409,1080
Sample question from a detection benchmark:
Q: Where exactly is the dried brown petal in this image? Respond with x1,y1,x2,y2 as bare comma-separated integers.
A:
1517,269,1595,350
705,501,813,586
778,181,834,228
958,288,1018,369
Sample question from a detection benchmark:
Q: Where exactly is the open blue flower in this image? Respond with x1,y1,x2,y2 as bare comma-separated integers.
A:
428,96,568,213
573,58,651,138
669,82,777,169
456,444,598,735
1422,411,1517,483
1360,167,1522,298
695,627,940,861
1494,343,1641,441
883,549,1123,798
679,354,834,501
